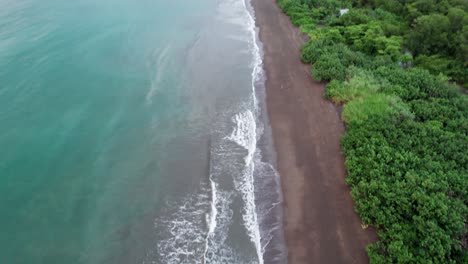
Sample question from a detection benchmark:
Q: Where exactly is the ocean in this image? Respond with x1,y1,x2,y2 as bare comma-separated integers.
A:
0,0,286,263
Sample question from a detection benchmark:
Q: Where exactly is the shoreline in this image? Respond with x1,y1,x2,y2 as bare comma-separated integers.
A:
251,0,378,263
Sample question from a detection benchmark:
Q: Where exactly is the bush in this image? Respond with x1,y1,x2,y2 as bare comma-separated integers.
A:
325,68,385,103
374,66,451,101
311,52,347,81
342,115,468,263
342,93,412,124
301,41,323,63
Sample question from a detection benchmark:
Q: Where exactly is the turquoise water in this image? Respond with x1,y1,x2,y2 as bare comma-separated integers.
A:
0,0,286,263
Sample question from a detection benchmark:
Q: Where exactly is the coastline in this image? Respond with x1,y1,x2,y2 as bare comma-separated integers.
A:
251,0,378,263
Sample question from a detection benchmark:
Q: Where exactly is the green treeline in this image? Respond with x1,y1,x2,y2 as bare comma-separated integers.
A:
277,0,468,263
279,0,467,84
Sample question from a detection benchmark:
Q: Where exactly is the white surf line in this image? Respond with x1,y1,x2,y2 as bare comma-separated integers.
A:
243,0,262,111
208,177,218,235
203,175,218,264
227,110,263,264
242,0,265,263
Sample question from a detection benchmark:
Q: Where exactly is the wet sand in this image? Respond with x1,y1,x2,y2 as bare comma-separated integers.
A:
251,0,378,263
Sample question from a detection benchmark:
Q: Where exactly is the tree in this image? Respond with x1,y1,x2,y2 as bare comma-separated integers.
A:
407,14,450,55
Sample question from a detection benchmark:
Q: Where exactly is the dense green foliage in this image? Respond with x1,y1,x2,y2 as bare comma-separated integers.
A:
278,0,468,263
279,0,468,84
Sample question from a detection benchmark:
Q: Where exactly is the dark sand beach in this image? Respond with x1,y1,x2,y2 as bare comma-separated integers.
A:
251,0,378,263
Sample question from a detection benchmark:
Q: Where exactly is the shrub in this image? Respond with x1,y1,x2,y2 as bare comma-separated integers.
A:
300,38,331,63
374,66,451,101
325,68,385,103
311,52,347,81
342,93,412,124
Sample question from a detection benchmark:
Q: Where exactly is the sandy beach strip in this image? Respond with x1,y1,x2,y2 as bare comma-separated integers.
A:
251,0,378,263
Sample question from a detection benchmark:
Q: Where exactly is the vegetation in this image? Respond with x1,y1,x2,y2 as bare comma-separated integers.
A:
277,0,468,263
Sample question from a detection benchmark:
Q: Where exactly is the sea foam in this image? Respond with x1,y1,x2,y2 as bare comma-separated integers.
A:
146,0,272,263
224,0,266,263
